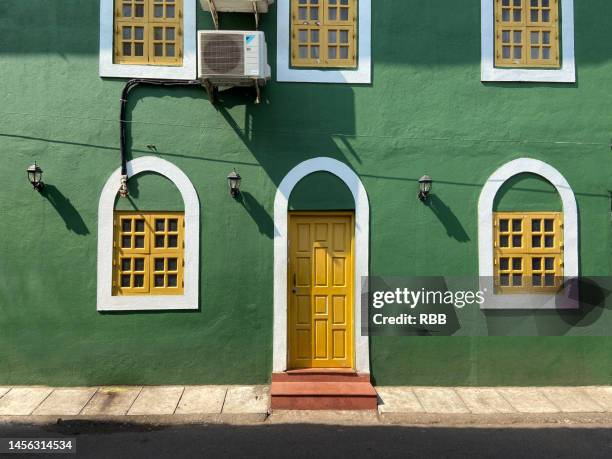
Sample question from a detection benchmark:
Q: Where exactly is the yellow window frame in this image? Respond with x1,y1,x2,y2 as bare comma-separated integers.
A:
493,212,564,294
113,211,184,296
494,0,560,68
114,0,183,66
291,0,357,69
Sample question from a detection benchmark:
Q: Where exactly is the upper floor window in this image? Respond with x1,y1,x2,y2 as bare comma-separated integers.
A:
100,0,196,79
114,0,183,66
495,0,559,68
291,0,357,69
481,0,574,83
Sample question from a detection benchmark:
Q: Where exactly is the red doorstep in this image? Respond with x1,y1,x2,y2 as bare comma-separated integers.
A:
270,370,378,411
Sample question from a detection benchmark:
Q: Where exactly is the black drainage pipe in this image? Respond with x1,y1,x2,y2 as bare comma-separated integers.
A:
119,79,202,197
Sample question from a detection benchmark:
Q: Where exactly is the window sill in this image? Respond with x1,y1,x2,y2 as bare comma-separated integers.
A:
481,65,576,84
99,62,197,80
97,296,198,311
479,278,579,310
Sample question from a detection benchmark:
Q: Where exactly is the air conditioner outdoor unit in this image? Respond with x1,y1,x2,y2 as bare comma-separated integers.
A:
198,31,271,86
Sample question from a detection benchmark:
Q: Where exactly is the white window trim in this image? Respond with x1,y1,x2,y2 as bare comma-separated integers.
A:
99,0,197,80
273,157,370,373
478,158,579,310
97,156,200,311
276,0,371,84
481,0,575,83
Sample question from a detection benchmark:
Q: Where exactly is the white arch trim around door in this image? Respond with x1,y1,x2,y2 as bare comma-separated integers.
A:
97,156,200,311
478,158,579,309
273,157,370,373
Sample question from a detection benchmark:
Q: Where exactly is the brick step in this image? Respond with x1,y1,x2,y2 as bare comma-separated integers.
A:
270,379,378,411
272,381,377,396
272,370,371,383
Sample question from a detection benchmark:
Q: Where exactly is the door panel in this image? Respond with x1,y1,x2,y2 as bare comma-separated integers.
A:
288,212,354,369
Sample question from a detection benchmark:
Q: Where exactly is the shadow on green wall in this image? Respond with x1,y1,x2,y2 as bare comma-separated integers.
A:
40,185,89,235
238,191,274,239
483,277,612,336
214,84,358,187
114,172,184,211
289,172,355,211
123,87,209,166
426,194,470,242
494,173,562,212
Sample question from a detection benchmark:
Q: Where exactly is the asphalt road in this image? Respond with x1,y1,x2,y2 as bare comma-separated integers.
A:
1,421,612,458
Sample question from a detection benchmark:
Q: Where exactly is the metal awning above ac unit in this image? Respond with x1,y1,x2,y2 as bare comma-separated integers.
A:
200,0,274,13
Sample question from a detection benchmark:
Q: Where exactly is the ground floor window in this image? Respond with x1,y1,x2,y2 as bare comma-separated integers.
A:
494,211,563,293
113,211,184,296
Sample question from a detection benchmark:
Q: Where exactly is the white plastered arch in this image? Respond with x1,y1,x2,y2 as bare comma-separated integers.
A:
273,157,370,372
478,158,579,309
97,156,199,311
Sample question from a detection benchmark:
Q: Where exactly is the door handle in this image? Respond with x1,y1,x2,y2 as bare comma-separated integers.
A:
292,273,297,293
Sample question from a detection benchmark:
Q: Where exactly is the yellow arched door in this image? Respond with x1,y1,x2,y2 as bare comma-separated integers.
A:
288,212,354,369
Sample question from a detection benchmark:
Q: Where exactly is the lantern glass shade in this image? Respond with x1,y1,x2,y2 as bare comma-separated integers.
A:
227,169,241,197
419,176,432,193
27,163,44,190
418,175,432,200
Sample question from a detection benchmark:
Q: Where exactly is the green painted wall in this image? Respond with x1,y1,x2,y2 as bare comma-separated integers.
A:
0,1,611,386
494,173,562,212
114,172,184,211
289,172,355,210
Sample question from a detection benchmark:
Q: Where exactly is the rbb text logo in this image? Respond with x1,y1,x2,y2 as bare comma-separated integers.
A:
420,314,446,325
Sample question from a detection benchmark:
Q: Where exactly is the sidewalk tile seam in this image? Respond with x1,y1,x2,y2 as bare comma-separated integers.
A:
219,387,229,414
453,389,473,414
495,389,521,413
172,387,186,415
31,389,54,416
581,389,611,412
541,388,607,413
125,386,144,416
78,387,100,416
411,388,427,413
0,388,11,402
538,388,564,412
461,388,518,414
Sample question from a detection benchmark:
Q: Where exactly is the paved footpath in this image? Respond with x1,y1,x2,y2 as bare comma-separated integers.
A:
1,385,612,425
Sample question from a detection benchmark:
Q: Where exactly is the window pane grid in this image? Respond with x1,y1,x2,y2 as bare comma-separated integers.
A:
494,212,563,293
114,211,184,296
495,0,559,68
151,256,183,292
118,0,147,21
291,0,356,68
150,25,180,63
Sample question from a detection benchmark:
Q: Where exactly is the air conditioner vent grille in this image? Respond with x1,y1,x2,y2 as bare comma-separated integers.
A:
200,33,244,76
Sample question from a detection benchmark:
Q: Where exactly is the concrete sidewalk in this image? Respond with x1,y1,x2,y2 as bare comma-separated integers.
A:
0,386,269,422
1,385,612,424
376,386,612,416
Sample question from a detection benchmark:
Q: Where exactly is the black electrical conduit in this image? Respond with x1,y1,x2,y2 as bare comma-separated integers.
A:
119,78,202,197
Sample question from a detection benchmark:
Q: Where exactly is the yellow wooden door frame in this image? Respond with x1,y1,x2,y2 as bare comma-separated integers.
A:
287,211,355,369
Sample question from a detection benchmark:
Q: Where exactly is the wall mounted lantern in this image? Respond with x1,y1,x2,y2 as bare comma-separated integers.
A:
227,169,242,198
418,175,432,202
27,162,45,192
